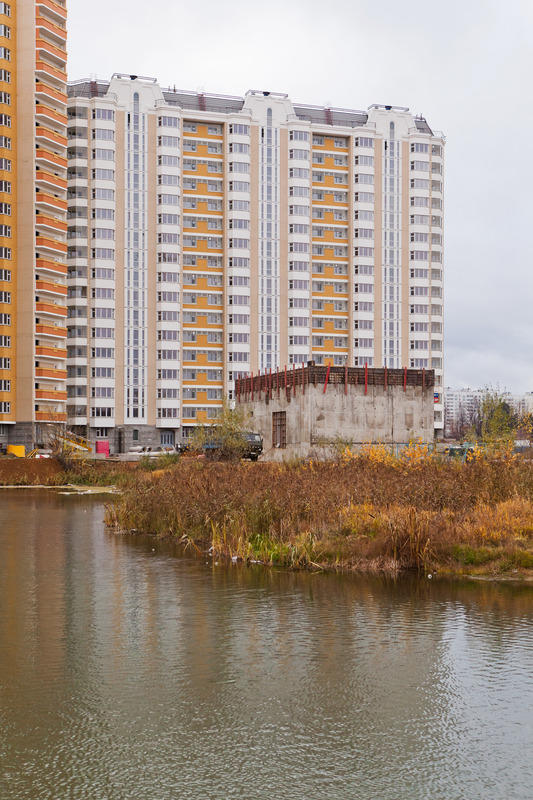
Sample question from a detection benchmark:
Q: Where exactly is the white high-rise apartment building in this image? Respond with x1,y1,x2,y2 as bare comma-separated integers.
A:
66,75,445,451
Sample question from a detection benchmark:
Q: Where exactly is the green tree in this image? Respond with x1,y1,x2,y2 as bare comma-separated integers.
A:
479,390,517,443
191,402,252,461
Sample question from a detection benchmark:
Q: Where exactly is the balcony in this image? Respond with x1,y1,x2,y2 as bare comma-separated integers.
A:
35,410,67,422
35,82,67,108
36,236,67,257
35,148,67,171
35,170,67,192
36,16,67,44
36,323,67,338
36,59,66,87
36,279,67,297
35,103,67,129
35,214,67,235
35,257,67,277
36,126,67,148
36,389,67,401
35,300,67,317
35,192,67,213
37,0,67,23
35,38,66,70
35,345,67,359
35,367,67,380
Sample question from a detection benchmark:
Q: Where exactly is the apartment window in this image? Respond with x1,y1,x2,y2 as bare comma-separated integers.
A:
289,186,309,198
158,173,179,186
158,135,179,147
229,161,249,174
286,177,308,194
92,128,114,141
229,181,250,192
0,401,10,412
92,207,114,220
0,92,9,105
0,25,10,39
0,269,10,281
0,5,10,18
354,192,374,203
158,154,179,167
92,169,114,181
92,228,114,240
158,213,179,225
0,357,10,368
159,116,179,128
91,248,114,261
228,200,249,211
229,124,249,135
92,187,114,200
229,142,249,154
272,411,287,449
290,130,309,142
229,218,249,230
92,148,114,161
158,193,179,206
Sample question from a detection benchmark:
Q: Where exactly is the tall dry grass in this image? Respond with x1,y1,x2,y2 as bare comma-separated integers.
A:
105,450,533,575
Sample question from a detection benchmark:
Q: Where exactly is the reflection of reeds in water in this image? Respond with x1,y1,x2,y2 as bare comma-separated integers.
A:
104,451,533,576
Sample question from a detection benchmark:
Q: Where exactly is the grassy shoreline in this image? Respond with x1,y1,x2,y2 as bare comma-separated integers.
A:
103,452,533,579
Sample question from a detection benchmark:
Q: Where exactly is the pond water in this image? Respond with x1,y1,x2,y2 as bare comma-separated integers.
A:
0,490,532,799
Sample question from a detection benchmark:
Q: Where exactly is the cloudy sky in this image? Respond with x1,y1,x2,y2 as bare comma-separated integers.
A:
67,0,533,392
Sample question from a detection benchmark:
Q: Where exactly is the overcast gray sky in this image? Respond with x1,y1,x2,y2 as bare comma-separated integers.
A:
67,0,533,392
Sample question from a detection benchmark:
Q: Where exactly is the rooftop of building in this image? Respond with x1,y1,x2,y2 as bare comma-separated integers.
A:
67,77,433,133
235,364,435,401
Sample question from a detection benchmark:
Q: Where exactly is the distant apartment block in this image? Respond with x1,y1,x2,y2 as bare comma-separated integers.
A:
62,75,444,452
0,0,68,450
444,387,533,437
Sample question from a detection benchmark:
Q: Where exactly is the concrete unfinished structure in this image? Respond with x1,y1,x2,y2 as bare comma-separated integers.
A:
236,364,435,460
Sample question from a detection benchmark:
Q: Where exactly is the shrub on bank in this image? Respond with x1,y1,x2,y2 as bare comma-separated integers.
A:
105,452,533,576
